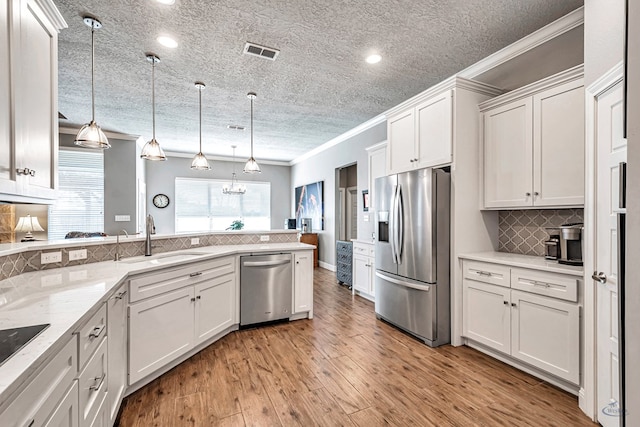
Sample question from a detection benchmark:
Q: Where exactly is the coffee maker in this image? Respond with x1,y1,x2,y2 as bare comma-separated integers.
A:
558,223,584,266
544,228,561,260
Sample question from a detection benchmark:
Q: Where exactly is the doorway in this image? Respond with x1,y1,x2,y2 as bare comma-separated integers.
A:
336,164,358,241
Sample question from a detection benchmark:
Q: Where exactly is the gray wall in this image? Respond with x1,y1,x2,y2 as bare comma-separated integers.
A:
145,156,291,234
291,122,386,267
584,0,625,86
103,138,140,235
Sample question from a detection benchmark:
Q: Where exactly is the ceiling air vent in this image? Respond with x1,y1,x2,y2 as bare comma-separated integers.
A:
243,42,280,61
227,125,245,131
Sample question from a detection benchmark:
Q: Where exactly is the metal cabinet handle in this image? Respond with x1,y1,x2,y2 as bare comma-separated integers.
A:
113,290,127,300
533,191,539,196
525,192,531,196
16,168,36,177
503,301,509,305
196,295,201,300
90,373,106,391
190,297,196,302
189,272,203,277
476,271,492,277
511,303,517,307
592,271,607,284
28,420,35,427
89,324,105,339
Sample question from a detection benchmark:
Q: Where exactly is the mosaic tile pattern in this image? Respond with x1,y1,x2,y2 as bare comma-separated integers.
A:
0,232,298,281
498,209,584,256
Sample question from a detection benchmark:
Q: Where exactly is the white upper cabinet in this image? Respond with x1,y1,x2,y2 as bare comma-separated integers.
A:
0,0,65,203
480,66,584,209
387,90,453,175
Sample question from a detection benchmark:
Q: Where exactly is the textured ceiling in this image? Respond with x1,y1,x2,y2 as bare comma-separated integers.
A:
55,0,583,161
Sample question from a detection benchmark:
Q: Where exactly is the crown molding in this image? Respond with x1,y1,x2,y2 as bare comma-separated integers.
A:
478,64,583,112
365,140,387,153
459,6,584,80
289,114,387,166
35,0,67,31
585,61,624,96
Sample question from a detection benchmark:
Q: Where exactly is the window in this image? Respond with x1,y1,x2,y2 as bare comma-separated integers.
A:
175,177,270,232
48,149,104,240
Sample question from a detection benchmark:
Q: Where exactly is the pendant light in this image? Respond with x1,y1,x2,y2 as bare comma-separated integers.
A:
243,92,261,173
223,145,246,194
140,54,167,161
74,16,110,149
190,82,211,170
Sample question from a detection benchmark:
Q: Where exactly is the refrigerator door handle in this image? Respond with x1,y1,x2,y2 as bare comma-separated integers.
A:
389,184,398,264
375,271,431,292
397,184,404,263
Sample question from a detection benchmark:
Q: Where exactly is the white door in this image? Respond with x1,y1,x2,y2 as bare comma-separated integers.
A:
352,254,370,294
462,279,511,353
195,273,236,344
387,109,415,174
106,286,127,425
416,90,453,168
596,81,625,427
293,251,313,315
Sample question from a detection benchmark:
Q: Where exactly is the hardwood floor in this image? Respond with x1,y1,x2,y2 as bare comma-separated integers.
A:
117,268,596,426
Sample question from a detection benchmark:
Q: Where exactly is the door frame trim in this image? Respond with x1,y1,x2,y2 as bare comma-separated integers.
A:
583,61,625,420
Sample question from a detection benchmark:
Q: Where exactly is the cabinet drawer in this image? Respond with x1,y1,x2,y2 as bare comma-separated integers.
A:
353,243,374,257
337,252,352,263
510,268,578,302
463,261,510,288
78,337,108,426
76,303,107,370
0,337,77,427
129,256,235,302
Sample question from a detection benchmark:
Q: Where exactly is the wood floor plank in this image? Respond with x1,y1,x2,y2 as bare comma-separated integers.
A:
116,267,596,427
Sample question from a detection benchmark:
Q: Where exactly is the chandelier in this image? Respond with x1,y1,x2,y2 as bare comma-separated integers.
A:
222,145,246,195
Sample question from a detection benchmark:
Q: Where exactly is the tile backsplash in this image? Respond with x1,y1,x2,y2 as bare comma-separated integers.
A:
498,209,583,257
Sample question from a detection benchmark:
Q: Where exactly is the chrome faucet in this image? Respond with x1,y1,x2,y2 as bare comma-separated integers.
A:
114,229,129,261
145,214,156,256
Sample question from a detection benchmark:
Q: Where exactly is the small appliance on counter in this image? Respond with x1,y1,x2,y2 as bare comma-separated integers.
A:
300,218,312,233
544,228,561,260
558,223,583,266
284,218,297,229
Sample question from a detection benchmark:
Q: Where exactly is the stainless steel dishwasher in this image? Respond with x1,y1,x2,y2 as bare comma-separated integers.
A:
240,253,293,326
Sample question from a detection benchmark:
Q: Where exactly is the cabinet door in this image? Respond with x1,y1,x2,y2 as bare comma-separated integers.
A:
462,279,511,353
510,290,579,384
483,98,533,208
195,272,236,344
387,109,416,174
416,90,453,168
352,254,371,295
43,381,79,427
0,0,17,195
14,0,57,198
293,251,313,315
106,286,127,425
533,80,585,207
367,142,387,213
128,287,195,385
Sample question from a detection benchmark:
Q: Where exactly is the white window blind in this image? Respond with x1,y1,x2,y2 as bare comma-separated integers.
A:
48,149,104,240
175,177,270,232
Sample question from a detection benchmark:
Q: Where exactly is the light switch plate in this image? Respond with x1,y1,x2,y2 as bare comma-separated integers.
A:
260,235,270,242
191,237,200,246
41,251,62,264
115,215,130,222
69,249,87,261
363,214,369,222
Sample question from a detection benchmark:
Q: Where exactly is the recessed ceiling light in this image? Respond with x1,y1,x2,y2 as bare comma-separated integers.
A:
366,54,382,64
154,0,175,5
157,35,178,48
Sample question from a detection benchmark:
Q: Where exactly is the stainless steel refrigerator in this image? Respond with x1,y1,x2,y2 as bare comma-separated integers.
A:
374,168,450,347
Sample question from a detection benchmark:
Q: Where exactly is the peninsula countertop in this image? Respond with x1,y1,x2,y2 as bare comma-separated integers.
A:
0,242,313,406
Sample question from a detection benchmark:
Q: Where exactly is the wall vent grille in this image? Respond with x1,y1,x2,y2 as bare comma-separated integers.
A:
243,42,280,61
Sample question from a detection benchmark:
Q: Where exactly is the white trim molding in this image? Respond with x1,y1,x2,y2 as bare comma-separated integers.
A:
582,60,624,420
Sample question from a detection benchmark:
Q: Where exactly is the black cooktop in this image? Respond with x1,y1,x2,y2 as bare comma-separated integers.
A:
0,324,50,366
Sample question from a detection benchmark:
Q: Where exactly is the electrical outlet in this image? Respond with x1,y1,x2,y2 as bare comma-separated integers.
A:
41,251,62,264
260,235,270,242
191,237,200,246
69,249,87,261
363,214,369,222
115,215,130,222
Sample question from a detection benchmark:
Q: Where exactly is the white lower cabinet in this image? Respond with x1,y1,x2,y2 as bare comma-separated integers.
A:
195,272,236,344
293,251,313,315
352,242,375,299
78,337,108,427
128,287,195,384
106,285,127,425
44,381,79,427
128,257,237,385
462,259,580,385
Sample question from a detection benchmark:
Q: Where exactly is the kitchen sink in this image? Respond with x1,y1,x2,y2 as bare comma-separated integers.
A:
120,252,208,264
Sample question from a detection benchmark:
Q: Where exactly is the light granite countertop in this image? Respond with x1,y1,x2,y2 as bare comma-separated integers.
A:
0,242,313,407
458,251,584,277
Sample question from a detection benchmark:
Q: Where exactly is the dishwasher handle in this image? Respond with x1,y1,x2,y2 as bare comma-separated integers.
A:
242,259,291,267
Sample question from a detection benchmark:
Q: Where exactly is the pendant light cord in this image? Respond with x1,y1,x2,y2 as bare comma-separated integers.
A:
199,86,202,153
151,59,156,140
250,96,254,157
90,24,96,123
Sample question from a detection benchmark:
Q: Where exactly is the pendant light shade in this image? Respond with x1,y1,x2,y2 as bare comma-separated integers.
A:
191,82,211,170
243,92,261,174
141,54,167,161
74,16,110,149
223,145,246,194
